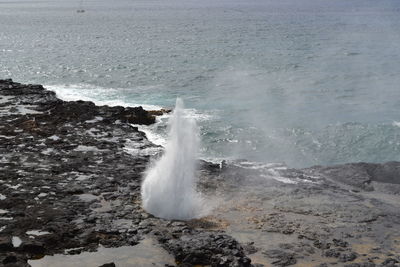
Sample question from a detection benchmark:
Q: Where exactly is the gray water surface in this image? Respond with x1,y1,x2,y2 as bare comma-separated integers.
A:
1,0,400,167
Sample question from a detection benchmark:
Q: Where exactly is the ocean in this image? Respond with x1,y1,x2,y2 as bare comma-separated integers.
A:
1,0,400,167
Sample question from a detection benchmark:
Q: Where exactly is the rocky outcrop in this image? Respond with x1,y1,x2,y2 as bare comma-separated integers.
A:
307,162,400,192
0,79,251,267
0,79,157,126
158,228,251,266
201,159,400,266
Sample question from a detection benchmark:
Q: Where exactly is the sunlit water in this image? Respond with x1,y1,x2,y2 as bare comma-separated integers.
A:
1,0,400,167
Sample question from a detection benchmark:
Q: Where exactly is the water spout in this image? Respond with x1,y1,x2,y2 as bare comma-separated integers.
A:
141,98,205,220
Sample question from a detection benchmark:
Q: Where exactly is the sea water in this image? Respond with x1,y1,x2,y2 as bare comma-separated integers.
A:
1,0,400,167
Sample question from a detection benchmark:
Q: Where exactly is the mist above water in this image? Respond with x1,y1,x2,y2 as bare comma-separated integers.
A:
141,98,205,220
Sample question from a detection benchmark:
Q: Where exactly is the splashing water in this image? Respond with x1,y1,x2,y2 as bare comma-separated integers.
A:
141,98,205,220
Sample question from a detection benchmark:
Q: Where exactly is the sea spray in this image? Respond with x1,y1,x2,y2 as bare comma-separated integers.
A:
141,98,205,220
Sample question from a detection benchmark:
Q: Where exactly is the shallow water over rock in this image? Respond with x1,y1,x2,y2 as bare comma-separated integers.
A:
29,238,174,267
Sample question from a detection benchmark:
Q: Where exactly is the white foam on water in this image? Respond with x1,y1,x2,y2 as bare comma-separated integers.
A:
235,161,287,170
260,174,298,184
182,108,214,122
232,160,302,184
46,84,214,157
0,194,6,200
392,121,400,127
134,124,168,147
134,107,213,149
46,84,163,110
123,139,162,156
141,98,207,220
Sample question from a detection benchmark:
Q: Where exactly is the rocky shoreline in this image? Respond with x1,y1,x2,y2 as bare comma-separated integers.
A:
0,79,251,267
0,79,399,267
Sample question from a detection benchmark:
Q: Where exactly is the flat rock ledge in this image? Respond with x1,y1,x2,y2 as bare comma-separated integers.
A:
0,79,251,267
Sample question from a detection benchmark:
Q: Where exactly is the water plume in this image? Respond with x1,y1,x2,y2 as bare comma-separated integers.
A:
141,98,205,220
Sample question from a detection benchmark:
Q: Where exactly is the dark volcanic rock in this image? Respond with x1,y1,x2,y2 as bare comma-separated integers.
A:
1,253,30,267
311,163,376,191
19,240,45,255
369,161,400,184
0,79,156,126
0,236,13,251
0,79,253,267
308,162,400,192
344,263,376,267
263,249,297,266
160,230,251,266
381,258,399,267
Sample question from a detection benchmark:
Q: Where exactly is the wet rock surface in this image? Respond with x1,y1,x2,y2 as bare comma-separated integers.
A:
0,80,251,266
202,160,400,266
1,79,400,267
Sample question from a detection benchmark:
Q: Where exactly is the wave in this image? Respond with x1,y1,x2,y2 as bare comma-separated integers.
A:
45,84,163,110
134,110,215,150
46,83,215,154
134,123,168,147
392,121,400,128
44,83,400,169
